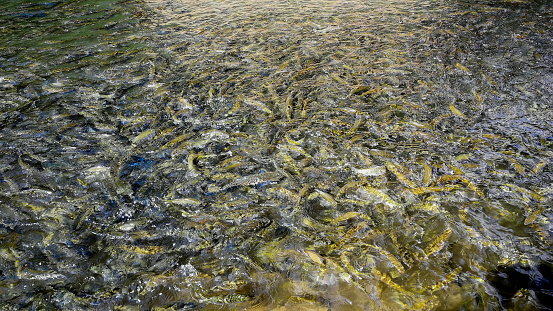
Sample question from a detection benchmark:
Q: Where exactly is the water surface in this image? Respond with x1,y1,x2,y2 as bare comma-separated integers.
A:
1,0,553,310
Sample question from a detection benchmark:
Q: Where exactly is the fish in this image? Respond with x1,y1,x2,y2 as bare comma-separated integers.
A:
132,129,156,144
533,159,548,174
422,162,433,186
166,198,201,206
433,174,463,185
336,181,366,198
317,189,338,206
459,207,470,224
507,157,525,175
285,132,303,145
524,207,546,225
431,113,454,127
267,187,300,204
350,85,375,96
211,173,240,180
291,63,318,80
425,228,452,257
331,73,349,85
301,97,309,118
385,161,416,188
530,224,551,245
285,93,293,120
188,150,200,175
373,269,404,291
505,183,545,201
277,152,301,174
430,266,462,291
275,60,291,73
409,120,432,129
472,90,483,103
340,252,370,279
330,211,372,224
449,102,466,118
352,166,387,177
360,185,401,209
367,245,405,275
347,118,364,134
482,133,502,139
448,164,465,175
412,202,440,213
304,250,325,265
455,154,471,161
227,94,242,114
455,62,470,73
217,156,247,169
125,244,164,255
369,150,395,158
482,72,497,85
338,221,369,247
243,97,273,115
359,88,383,97
418,80,435,90
460,177,484,196
222,172,283,191
402,99,423,109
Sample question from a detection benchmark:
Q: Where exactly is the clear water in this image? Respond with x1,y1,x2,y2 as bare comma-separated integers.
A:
1,0,553,310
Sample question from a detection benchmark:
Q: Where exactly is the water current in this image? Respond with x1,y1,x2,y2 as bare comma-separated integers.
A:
1,0,553,310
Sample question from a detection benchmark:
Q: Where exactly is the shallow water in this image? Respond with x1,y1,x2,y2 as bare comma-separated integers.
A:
1,0,553,310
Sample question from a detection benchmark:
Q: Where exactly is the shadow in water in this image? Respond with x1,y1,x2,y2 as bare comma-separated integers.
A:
488,261,553,310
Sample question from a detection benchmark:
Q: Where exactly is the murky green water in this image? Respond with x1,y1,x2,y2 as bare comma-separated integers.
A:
1,0,553,310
